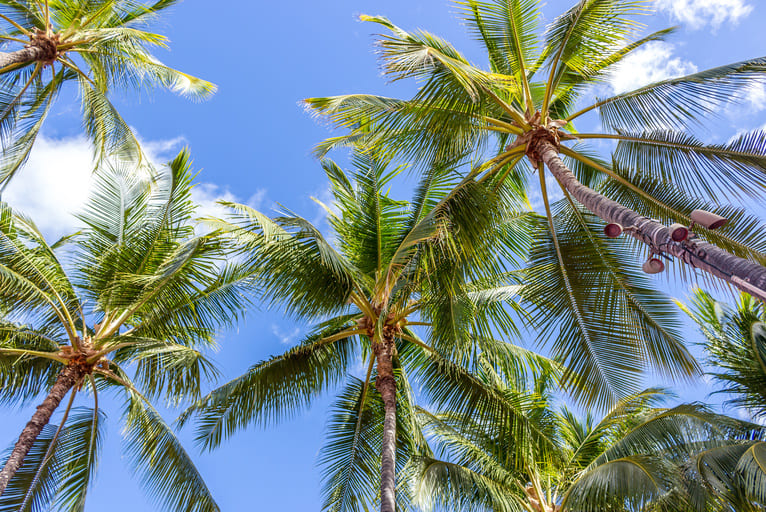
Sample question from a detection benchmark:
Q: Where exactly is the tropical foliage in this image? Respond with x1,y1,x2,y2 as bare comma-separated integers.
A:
683,290,766,420
0,1,763,511
413,362,766,512
0,150,253,511
679,289,766,511
0,0,215,188
179,147,567,512
305,0,766,365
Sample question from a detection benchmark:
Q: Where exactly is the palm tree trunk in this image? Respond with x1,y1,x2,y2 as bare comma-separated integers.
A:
375,331,397,512
535,139,766,301
0,363,83,495
0,46,46,70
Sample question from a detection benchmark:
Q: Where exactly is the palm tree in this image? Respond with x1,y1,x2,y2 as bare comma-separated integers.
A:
180,148,565,512
308,1,708,409
306,0,766,303
0,0,215,187
413,363,762,512
0,150,253,510
679,289,766,510
683,290,766,420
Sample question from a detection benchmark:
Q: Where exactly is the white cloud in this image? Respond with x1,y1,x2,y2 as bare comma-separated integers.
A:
609,42,697,95
2,135,266,241
655,0,753,30
744,80,766,111
271,324,301,345
192,183,266,222
3,135,95,240
143,136,187,161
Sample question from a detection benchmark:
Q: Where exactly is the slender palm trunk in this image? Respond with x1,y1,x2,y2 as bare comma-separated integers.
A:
535,139,766,301
0,364,83,495
0,46,45,70
375,330,397,512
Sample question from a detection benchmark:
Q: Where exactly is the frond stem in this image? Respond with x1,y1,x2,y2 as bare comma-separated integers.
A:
0,61,42,129
0,13,32,36
574,132,764,158
485,116,523,134
0,35,31,44
0,347,67,364
55,56,95,86
477,147,525,184
398,333,437,354
482,87,529,129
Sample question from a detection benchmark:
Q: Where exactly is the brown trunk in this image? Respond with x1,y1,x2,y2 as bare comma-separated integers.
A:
0,46,46,70
0,364,83,496
535,139,766,301
375,330,397,512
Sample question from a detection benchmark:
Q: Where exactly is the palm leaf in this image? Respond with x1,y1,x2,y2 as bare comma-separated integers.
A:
123,387,220,512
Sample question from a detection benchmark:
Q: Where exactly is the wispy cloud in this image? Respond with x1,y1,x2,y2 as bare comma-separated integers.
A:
609,42,697,95
744,79,766,111
654,0,753,30
193,183,266,223
2,135,267,240
271,324,301,345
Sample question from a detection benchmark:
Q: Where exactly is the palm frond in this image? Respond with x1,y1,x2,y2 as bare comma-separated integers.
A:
181,322,357,450
319,376,383,512
523,200,697,409
611,129,766,199
543,0,649,112
0,407,105,512
123,386,220,512
577,57,766,129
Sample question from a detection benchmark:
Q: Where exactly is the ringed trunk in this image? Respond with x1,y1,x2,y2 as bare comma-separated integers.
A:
0,46,47,70
0,363,83,495
534,139,766,301
375,330,397,512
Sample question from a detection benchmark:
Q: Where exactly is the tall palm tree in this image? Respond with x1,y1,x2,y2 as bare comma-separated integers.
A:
679,289,766,510
306,0,766,302
180,148,567,512
308,1,706,409
413,363,762,512
0,0,215,187
0,150,253,510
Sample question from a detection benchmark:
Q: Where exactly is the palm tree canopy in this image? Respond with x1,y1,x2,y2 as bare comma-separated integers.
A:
413,363,765,512
680,289,766,511
0,0,215,188
181,148,564,512
682,289,766,419
307,0,709,409
308,0,766,214
0,149,253,511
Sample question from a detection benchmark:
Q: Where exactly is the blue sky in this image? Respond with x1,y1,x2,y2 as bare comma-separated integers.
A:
1,0,766,510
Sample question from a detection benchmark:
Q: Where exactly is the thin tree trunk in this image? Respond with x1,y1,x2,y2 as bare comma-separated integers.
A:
0,364,83,495
375,331,397,512
0,46,45,70
535,139,766,301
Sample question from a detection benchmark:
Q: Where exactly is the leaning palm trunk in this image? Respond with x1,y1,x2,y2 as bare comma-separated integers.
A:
0,45,47,69
535,139,766,301
0,363,83,495
375,329,397,512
